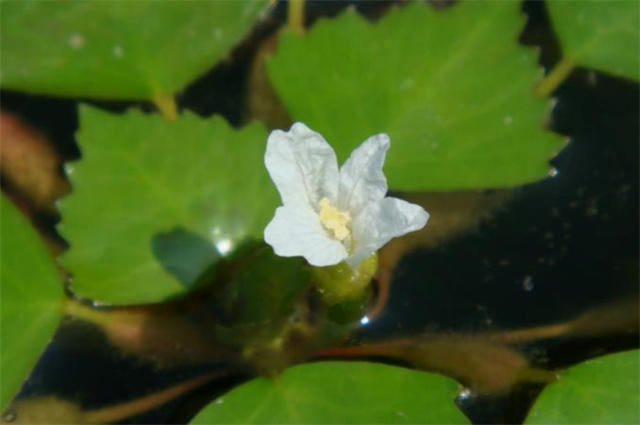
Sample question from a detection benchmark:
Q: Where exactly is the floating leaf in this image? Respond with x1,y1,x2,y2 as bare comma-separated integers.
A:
0,1,268,103
58,106,278,305
547,0,640,80
525,350,640,424
0,196,63,410
190,361,469,424
267,1,563,191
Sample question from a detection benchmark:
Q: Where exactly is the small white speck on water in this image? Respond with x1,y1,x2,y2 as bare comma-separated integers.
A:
503,115,513,125
113,45,124,59
396,411,407,418
585,198,599,217
215,398,224,405
64,163,74,176
457,388,473,401
68,33,85,49
522,275,534,292
548,168,558,177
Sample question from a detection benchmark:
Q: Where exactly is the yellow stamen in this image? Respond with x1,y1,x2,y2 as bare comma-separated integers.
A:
318,197,351,241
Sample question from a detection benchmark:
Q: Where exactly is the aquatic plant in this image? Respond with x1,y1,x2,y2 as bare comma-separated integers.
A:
1,0,638,423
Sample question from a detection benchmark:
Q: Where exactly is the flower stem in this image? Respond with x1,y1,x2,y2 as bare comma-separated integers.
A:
534,58,575,97
312,253,378,306
288,0,305,34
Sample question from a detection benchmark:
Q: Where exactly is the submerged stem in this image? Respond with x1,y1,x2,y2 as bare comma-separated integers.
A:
83,371,223,423
313,253,378,306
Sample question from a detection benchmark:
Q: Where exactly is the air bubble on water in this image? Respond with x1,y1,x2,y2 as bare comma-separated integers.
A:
548,168,558,177
215,398,224,405
113,45,124,59
456,387,473,402
360,315,370,325
68,33,86,49
64,163,74,176
90,298,109,308
215,238,233,255
522,275,534,292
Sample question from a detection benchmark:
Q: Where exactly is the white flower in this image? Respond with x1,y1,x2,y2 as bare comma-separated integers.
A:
264,123,429,269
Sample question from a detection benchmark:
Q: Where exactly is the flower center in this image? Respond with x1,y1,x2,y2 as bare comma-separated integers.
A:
318,198,351,241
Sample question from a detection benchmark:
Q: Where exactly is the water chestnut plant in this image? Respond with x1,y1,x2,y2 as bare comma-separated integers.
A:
1,0,638,423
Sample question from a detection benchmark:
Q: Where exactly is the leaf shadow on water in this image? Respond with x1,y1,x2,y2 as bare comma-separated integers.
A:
151,226,221,290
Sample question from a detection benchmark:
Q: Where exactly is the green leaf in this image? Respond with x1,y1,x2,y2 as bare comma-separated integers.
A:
525,350,640,424
58,106,278,305
190,361,470,424
267,1,563,191
1,196,63,410
0,1,268,101
547,0,640,80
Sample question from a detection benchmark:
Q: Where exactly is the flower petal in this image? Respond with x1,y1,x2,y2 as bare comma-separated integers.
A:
347,197,429,268
265,123,339,210
264,205,348,267
337,133,390,213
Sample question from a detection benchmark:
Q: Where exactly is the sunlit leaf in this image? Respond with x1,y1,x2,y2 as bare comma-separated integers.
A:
547,0,640,80
58,106,278,305
0,196,63,410
190,361,470,424
267,1,563,191
525,350,640,424
0,1,268,101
